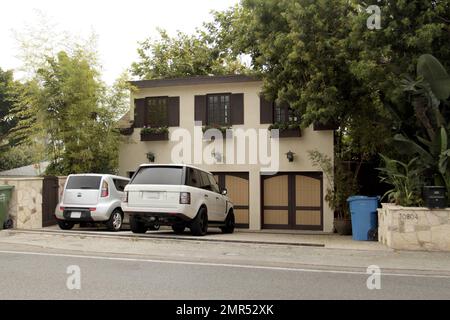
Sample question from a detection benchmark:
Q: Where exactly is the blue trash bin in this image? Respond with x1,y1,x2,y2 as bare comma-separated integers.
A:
347,196,379,241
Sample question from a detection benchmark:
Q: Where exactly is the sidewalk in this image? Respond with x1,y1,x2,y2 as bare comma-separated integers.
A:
12,225,389,251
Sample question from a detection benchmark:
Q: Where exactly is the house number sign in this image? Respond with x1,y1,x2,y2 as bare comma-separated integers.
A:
399,213,418,221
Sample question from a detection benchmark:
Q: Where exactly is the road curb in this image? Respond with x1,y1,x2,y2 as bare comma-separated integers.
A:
5,229,326,248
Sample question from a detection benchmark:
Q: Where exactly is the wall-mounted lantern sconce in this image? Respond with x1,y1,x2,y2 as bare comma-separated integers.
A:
146,152,155,163
286,150,295,162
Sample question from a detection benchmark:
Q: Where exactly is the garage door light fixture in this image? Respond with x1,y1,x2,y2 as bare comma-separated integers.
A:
286,150,295,162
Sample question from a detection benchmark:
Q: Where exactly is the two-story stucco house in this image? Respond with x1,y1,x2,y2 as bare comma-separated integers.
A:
118,75,334,232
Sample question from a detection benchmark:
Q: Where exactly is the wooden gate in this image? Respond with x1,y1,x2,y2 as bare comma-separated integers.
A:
42,176,59,227
262,172,323,230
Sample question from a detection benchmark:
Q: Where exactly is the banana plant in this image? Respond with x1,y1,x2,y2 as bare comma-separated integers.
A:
401,54,450,140
377,155,424,207
417,54,450,101
393,126,450,203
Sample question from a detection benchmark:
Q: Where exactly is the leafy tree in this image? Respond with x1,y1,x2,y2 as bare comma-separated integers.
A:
0,68,40,171
7,14,131,175
0,144,41,171
10,50,125,175
205,1,450,196
131,28,248,79
0,68,17,149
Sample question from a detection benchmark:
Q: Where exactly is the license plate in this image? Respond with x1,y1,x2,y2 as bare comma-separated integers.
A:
71,211,82,218
144,192,160,199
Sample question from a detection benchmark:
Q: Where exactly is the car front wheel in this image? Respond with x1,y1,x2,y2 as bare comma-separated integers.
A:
190,208,208,236
220,211,235,234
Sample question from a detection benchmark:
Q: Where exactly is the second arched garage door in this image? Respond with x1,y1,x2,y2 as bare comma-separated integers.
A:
262,172,323,230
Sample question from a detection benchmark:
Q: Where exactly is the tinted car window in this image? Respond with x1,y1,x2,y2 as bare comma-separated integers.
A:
199,171,212,191
113,179,129,192
131,167,183,185
186,168,201,188
208,174,220,193
66,176,102,190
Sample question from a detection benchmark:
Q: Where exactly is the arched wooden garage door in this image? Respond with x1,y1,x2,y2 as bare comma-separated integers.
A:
262,173,323,230
213,172,249,228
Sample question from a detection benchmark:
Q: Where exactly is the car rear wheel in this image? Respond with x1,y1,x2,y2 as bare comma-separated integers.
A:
172,224,185,234
106,210,123,232
220,211,235,234
130,216,147,234
57,220,75,230
190,208,208,236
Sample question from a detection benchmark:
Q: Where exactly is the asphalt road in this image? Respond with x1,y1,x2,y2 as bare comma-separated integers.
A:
0,249,449,300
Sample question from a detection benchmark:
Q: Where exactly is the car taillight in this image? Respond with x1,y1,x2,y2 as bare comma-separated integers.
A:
179,192,191,204
89,208,96,212
123,191,128,203
59,206,65,211
101,181,109,197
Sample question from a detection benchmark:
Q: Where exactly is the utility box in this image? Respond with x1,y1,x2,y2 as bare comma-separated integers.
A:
423,186,446,209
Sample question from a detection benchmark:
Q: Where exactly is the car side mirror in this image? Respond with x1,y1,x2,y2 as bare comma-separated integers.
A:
221,188,228,196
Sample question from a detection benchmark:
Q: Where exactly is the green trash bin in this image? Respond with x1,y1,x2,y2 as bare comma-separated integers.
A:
0,185,14,230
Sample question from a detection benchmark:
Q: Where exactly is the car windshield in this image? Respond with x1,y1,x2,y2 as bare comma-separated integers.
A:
131,166,183,185
66,176,102,190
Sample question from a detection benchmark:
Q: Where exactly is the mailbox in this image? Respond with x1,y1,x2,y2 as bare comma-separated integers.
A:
422,186,447,209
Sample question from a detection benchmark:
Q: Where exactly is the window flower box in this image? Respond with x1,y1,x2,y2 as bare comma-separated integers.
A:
202,125,233,141
140,127,169,141
269,123,302,138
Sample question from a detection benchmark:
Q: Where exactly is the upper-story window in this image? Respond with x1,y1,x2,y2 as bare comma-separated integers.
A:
146,97,168,127
273,103,300,123
207,94,231,126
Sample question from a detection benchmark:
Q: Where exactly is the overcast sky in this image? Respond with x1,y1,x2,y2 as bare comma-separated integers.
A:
0,0,239,83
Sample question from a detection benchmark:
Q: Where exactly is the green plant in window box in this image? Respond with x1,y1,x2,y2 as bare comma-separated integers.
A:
202,125,231,134
202,125,232,141
269,122,302,138
268,122,301,131
141,126,169,135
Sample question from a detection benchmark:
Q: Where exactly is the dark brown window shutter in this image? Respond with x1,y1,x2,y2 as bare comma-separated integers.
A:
133,98,146,128
168,96,180,127
260,94,274,124
231,93,244,125
194,95,207,125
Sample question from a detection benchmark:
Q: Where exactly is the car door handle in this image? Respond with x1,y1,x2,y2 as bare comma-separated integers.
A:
216,197,219,200
204,194,208,198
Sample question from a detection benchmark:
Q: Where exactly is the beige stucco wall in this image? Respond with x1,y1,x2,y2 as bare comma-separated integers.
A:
119,81,335,232
0,177,44,229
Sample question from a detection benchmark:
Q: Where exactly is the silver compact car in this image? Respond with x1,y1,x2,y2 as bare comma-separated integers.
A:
55,174,130,231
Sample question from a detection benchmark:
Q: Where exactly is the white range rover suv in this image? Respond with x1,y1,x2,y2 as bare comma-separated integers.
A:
122,164,235,236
